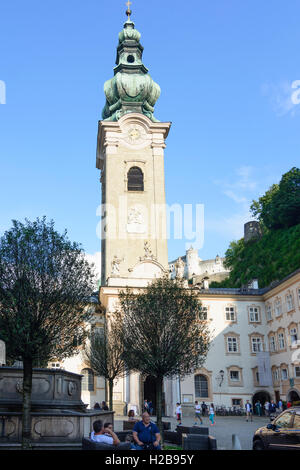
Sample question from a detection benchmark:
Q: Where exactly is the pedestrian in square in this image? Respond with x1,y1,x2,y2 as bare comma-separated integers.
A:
245,400,253,422
209,403,215,426
144,399,149,413
194,401,203,425
175,402,182,425
255,400,262,416
148,400,153,416
264,401,270,416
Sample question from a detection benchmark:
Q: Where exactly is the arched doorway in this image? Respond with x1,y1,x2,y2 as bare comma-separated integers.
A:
252,391,271,415
287,389,300,403
143,376,157,416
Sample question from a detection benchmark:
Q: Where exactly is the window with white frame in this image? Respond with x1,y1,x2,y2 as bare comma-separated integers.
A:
295,366,300,378
281,368,288,380
230,370,240,382
290,327,298,346
286,293,294,312
266,304,272,321
51,362,61,369
275,299,282,317
249,306,260,322
225,306,236,322
278,332,285,350
256,371,260,383
269,336,276,352
273,369,279,382
227,337,238,353
251,337,263,353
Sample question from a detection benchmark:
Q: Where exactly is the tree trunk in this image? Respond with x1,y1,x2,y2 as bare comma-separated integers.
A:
22,357,33,449
156,376,164,447
108,379,114,412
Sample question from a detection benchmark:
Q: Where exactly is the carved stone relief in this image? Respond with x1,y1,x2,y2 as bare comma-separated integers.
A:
127,207,146,234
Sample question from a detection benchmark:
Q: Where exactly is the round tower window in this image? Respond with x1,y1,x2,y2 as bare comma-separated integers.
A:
127,55,135,63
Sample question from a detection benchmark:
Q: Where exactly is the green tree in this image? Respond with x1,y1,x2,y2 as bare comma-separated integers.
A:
83,319,125,411
250,167,300,229
0,217,96,449
211,224,300,289
115,277,210,443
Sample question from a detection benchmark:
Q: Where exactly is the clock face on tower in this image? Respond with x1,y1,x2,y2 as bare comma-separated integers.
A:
128,127,141,141
124,124,145,146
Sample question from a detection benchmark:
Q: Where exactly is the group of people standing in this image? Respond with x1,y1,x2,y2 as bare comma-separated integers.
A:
246,399,286,421
143,399,154,416
175,401,216,427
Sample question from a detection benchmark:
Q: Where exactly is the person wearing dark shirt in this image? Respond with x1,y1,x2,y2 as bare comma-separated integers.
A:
132,412,161,450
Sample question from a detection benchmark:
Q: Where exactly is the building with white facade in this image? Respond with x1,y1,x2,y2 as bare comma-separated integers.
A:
57,269,300,417
49,12,300,417
169,247,230,286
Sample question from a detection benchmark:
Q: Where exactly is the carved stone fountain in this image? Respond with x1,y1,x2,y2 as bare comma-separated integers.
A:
0,367,113,449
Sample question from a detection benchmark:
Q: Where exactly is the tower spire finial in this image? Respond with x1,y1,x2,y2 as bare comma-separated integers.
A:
126,0,132,21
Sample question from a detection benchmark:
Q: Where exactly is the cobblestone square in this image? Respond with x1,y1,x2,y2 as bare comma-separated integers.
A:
114,414,270,450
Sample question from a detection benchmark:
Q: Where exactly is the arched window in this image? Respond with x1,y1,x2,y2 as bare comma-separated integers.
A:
127,167,144,191
194,374,208,398
81,368,94,391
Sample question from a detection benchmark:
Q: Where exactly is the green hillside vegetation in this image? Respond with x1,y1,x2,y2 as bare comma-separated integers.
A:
210,168,300,289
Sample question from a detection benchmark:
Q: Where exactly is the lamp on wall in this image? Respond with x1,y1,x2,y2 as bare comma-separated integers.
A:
216,370,225,407
216,370,224,387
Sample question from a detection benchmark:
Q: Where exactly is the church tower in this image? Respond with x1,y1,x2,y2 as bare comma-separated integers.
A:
96,8,171,287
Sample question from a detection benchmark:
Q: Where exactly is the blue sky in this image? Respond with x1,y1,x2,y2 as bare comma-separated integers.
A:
0,0,299,265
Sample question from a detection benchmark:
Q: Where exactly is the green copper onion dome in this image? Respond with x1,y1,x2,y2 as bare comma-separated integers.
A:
102,18,160,122
118,19,141,43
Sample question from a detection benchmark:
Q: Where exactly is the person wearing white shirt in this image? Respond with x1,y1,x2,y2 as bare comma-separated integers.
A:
90,420,120,446
245,401,253,422
175,403,182,425
194,401,203,425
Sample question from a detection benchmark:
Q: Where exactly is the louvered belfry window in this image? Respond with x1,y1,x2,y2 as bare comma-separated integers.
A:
127,167,144,191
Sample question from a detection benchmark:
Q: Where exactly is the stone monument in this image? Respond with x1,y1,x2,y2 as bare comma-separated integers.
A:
0,367,113,449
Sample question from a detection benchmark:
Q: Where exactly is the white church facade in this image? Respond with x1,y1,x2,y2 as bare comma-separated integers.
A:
53,13,300,417
60,268,300,416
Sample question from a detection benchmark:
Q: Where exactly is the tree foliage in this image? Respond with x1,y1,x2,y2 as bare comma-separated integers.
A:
115,276,210,439
250,167,300,230
210,224,300,289
84,320,125,410
211,168,300,290
0,217,96,448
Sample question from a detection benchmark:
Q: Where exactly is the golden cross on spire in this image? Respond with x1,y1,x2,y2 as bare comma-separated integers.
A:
126,0,132,20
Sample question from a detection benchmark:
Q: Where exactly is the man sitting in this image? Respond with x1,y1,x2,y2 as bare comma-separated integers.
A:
132,412,161,450
90,420,120,446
